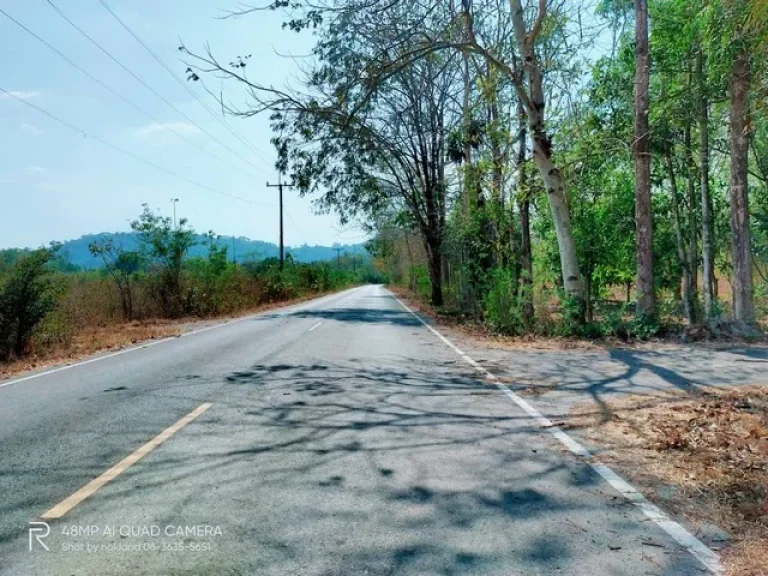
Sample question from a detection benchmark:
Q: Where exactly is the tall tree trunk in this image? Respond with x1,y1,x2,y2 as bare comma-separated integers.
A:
490,87,512,270
634,0,655,318
729,47,754,323
462,52,472,214
664,143,694,324
698,47,716,319
684,120,698,320
425,235,444,307
518,101,534,330
507,0,585,316
529,132,583,308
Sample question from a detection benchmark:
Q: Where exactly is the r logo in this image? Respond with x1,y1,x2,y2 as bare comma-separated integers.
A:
28,521,50,552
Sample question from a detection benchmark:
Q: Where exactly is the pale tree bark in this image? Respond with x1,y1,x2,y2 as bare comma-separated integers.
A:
729,47,754,323
507,0,584,312
457,0,583,314
697,47,716,319
517,99,534,329
462,51,473,212
634,0,655,317
489,79,511,269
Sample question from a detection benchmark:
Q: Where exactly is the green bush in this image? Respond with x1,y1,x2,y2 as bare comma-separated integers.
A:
409,265,432,302
0,248,58,359
483,268,522,335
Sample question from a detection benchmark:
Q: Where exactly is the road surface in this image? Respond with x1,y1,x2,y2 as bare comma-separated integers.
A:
0,285,714,575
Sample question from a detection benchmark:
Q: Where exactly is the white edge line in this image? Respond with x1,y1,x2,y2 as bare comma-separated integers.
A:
308,322,323,332
388,289,723,575
0,287,359,391
0,337,177,390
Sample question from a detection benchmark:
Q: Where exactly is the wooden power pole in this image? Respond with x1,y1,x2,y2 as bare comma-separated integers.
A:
266,176,295,270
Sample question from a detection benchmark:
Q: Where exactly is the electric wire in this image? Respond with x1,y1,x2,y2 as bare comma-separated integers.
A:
0,87,274,208
0,7,262,181
45,0,265,175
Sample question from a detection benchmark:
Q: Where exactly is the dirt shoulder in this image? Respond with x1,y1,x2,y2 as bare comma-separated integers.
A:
391,286,768,576
0,289,344,380
569,387,768,576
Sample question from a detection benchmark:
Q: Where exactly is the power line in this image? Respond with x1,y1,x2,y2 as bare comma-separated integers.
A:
283,209,307,246
0,7,262,181
0,87,274,208
99,0,273,169
44,0,265,175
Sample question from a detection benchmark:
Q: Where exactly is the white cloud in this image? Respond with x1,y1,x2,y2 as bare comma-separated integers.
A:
24,165,47,176
0,90,42,101
21,122,41,135
133,121,200,140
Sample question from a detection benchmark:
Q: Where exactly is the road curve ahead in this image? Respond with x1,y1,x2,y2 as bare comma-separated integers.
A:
0,285,709,576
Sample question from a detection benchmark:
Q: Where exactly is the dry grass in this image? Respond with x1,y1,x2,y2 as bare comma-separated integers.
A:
0,288,344,380
0,322,182,378
568,386,768,576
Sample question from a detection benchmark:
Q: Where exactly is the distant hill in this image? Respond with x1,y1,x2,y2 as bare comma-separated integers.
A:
51,233,369,269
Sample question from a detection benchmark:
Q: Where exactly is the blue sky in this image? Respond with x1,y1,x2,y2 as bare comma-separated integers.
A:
0,0,363,249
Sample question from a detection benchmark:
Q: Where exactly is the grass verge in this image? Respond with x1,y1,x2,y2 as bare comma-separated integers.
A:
0,288,345,380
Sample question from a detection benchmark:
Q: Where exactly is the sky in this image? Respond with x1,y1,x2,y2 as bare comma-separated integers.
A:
0,0,365,249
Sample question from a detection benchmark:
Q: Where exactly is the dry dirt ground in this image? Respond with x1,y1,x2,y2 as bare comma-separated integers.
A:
391,288,768,576
569,387,768,576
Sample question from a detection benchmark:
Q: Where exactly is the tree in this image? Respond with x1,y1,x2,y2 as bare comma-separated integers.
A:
191,0,589,315
692,45,715,319
634,0,655,317
729,44,753,323
131,205,196,318
185,5,460,306
465,0,587,314
184,0,768,335
89,239,142,321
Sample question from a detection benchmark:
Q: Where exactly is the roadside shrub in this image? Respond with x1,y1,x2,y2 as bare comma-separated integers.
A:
0,204,372,363
409,265,432,302
483,268,522,335
0,248,58,359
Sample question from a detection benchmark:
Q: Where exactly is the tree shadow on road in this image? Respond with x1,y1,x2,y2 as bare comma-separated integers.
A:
78,359,707,575
1,358,707,576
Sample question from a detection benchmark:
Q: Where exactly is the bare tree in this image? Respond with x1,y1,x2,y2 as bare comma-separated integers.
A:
183,5,461,306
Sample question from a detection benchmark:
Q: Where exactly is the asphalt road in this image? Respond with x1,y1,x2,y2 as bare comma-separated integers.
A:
0,285,713,575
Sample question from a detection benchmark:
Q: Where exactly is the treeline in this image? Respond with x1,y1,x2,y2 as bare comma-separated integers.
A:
46,232,367,271
0,205,380,361
185,0,768,338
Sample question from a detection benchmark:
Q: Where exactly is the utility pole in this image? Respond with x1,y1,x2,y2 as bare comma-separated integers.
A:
170,198,179,229
232,236,236,264
266,175,295,270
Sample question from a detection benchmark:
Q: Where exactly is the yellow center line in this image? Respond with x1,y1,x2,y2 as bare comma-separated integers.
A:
41,402,212,520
